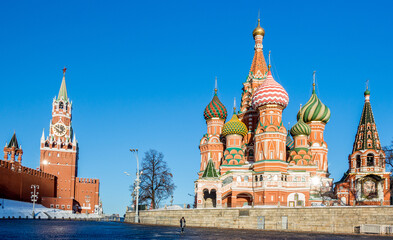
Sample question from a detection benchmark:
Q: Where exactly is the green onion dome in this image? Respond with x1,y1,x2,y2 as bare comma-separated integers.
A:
204,90,227,120
222,113,248,137
297,84,331,123
290,112,311,137
364,88,370,96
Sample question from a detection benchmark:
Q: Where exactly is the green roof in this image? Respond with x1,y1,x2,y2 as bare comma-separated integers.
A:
352,91,381,152
7,132,19,148
202,159,219,178
58,75,68,101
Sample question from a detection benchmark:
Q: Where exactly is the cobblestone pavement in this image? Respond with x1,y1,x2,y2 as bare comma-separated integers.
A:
0,220,392,239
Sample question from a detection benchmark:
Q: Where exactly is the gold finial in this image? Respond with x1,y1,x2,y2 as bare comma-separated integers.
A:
268,50,271,71
312,71,316,92
252,18,265,38
366,79,369,90
63,67,67,75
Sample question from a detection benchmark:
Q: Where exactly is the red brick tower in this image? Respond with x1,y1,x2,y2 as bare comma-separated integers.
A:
4,132,23,166
239,19,268,163
336,88,390,205
40,69,100,213
199,80,227,174
40,68,78,200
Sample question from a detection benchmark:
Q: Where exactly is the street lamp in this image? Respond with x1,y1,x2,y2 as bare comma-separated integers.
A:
130,148,141,223
31,185,39,219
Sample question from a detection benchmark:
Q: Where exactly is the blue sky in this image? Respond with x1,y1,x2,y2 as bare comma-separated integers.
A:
0,0,392,214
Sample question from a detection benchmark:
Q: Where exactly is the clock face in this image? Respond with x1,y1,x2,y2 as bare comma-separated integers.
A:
53,123,67,136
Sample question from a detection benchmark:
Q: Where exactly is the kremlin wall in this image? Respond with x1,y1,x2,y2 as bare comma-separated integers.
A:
0,69,101,214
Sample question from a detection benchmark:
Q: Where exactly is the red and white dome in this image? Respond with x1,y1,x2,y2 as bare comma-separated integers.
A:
252,71,289,109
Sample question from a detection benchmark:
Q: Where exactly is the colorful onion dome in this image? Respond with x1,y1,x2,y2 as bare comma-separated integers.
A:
222,113,248,137
297,84,331,123
204,90,227,120
252,71,289,109
290,112,311,137
253,19,265,38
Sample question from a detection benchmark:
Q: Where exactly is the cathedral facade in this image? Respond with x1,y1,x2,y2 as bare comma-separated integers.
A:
195,20,334,208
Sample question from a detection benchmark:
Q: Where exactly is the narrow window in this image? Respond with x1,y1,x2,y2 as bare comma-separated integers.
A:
367,153,374,166
356,155,361,168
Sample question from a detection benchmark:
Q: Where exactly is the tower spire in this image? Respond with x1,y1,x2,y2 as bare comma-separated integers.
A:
58,67,68,101
233,97,236,113
353,87,379,152
312,71,316,92
214,77,218,94
249,18,267,79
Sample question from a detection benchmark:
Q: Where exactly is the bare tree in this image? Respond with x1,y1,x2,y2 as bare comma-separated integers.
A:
383,140,393,171
132,149,176,209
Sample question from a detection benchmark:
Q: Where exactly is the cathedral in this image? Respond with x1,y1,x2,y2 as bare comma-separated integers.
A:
194,19,390,208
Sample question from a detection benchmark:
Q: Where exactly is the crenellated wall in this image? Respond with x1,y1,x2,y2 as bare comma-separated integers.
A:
0,159,56,203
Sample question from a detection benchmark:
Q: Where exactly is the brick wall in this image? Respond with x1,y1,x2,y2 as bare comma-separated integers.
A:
0,160,56,203
75,178,100,214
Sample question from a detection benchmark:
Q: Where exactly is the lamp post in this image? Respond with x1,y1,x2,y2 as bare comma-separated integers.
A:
31,185,39,219
130,149,141,223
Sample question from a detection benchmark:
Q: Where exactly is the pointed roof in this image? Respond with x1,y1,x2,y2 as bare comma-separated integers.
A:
58,68,68,101
202,159,219,178
352,89,381,152
7,132,19,148
249,19,268,79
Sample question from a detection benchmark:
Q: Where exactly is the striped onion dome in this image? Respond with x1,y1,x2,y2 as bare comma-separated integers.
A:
252,71,289,109
204,90,227,120
222,113,248,137
297,84,331,123
290,112,311,137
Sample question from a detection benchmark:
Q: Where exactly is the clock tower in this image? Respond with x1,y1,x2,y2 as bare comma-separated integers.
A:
40,68,78,199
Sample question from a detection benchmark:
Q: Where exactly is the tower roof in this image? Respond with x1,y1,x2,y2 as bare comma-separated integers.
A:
204,90,227,120
202,159,219,178
286,130,294,150
7,132,19,148
222,113,248,137
352,89,381,152
252,19,265,38
297,82,330,124
58,68,68,101
252,71,289,109
291,112,311,137
249,19,268,79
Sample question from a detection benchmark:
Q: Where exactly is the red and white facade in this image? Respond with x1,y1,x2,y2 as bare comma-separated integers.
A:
195,20,333,208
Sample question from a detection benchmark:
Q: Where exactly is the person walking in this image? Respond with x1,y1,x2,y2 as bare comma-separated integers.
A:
180,217,186,233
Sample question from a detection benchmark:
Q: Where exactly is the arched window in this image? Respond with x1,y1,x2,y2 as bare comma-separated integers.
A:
65,103,68,111
367,153,374,166
259,175,263,181
59,102,64,109
356,155,361,168
255,176,258,182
